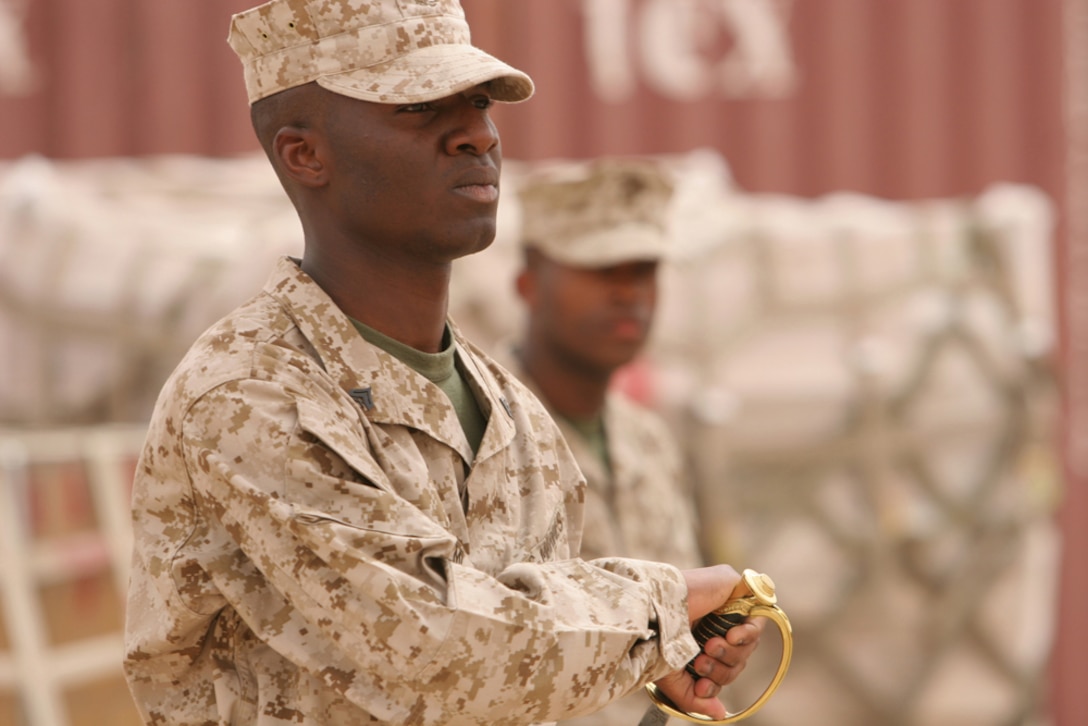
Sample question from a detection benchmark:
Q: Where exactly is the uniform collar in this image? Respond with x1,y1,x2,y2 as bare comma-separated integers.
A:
263,257,515,459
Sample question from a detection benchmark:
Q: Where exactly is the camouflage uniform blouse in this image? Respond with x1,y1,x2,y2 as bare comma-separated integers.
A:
503,350,703,570
123,258,698,726
505,354,704,726
552,393,702,571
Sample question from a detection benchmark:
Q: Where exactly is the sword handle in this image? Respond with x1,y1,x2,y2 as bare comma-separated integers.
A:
685,611,748,680
644,569,793,724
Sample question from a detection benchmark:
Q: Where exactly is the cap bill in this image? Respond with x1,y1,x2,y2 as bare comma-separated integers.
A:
316,43,534,104
540,224,670,268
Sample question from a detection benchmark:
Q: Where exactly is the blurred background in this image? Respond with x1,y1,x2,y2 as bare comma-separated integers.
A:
0,0,1083,725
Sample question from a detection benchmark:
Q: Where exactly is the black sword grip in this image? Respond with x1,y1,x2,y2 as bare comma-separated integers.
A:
685,610,748,679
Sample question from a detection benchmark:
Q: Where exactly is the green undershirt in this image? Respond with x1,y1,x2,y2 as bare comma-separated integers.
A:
559,413,611,475
351,319,487,456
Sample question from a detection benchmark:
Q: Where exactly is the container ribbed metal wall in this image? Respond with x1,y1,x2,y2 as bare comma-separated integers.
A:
0,0,1065,202
1057,1,1088,726
469,0,1065,202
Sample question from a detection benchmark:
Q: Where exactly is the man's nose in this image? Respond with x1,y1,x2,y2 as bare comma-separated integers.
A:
446,101,499,156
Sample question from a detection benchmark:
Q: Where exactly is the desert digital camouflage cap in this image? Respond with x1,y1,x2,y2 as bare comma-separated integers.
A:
228,0,534,105
518,158,676,267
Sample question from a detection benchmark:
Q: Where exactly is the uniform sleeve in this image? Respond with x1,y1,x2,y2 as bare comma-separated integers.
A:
181,378,699,724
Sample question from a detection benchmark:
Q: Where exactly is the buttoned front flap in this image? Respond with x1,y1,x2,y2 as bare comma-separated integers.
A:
291,394,460,533
289,394,395,512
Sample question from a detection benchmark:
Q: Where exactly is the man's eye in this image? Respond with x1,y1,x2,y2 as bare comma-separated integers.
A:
473,96,494,110
400,102,432,113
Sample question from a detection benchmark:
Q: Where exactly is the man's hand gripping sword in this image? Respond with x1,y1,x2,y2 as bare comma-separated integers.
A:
640,569,792,725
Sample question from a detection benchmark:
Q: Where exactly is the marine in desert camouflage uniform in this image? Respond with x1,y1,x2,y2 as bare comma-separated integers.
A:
123,2,760,724
506,159,704,726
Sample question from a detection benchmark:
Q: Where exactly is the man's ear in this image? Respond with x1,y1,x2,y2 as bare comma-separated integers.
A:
272,126,328,188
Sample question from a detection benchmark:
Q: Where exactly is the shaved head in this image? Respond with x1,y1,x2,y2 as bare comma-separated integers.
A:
248,83,334,205
250,82,328,156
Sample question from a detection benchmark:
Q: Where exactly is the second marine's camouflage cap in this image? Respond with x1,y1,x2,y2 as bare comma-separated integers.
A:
518,158,676,268
228,0,534,105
